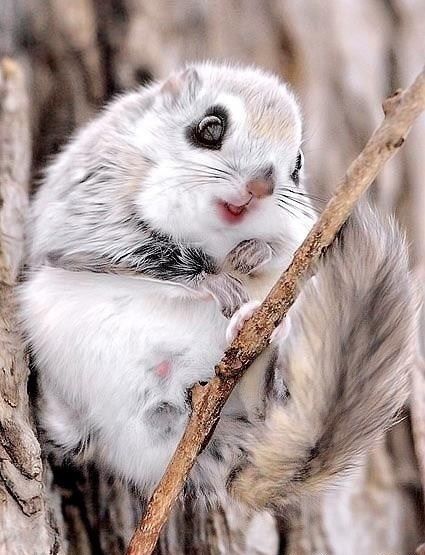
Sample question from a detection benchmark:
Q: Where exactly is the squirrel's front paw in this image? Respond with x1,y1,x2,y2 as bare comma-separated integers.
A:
226,301,290,343
202,273,249,319
226,239,273,275
226,301,261,343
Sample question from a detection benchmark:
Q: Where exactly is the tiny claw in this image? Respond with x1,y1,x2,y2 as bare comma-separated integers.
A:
226,300,261,343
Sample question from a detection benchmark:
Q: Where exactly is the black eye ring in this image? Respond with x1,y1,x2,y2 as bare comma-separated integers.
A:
187,106,228,150
290,150,304,184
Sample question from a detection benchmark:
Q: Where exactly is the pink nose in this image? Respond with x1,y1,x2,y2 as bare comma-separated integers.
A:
246,178,274,199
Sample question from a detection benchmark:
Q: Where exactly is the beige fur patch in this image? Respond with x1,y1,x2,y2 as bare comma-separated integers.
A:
248,107,297,143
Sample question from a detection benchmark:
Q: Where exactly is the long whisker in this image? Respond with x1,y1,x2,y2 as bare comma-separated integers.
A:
158,174,226,195
277,197,320,219
174,168,226,179
197,164,233,177
277,193,321,214
214,152,239,174
275,201,300,220
184,159,234,177
277,200,316,220
279,187,327,204
277,190,319,207
276,194,319,218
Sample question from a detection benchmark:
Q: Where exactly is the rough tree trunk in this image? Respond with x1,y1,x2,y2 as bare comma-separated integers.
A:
0,1,424,554
0,57,60,555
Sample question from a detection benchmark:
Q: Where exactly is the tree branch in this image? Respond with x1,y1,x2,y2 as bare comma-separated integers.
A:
126,67,425,555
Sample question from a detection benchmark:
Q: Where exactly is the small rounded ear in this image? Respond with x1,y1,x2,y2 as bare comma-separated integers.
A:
159,67,200,103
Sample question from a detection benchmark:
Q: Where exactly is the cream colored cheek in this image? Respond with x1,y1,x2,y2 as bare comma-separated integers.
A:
249,111,297,143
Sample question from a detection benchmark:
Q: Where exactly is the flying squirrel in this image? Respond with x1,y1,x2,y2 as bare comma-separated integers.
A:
19,62,417,510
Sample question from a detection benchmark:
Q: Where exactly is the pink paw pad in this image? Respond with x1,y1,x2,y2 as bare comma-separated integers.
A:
154,360,172,379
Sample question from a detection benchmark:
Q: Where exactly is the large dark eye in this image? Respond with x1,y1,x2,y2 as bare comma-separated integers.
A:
196,115,224,146
290,150,304,184
188,106,228,149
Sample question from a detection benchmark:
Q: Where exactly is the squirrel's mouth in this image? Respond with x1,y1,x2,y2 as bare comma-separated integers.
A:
217,198,252,224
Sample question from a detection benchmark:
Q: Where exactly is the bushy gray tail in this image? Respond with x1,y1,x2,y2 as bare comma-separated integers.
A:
234,204,417,509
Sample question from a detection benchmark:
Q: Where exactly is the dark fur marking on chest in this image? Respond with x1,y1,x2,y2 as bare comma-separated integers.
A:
46,216,218,285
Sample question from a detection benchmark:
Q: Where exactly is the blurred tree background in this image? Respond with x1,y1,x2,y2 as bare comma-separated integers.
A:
0,1,424,554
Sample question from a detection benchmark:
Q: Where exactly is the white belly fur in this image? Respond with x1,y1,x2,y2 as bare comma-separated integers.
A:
20,265,280,488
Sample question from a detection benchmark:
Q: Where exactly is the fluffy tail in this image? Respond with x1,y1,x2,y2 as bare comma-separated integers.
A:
233,204,417,509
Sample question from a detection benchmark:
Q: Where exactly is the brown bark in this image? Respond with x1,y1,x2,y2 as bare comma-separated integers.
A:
0,57,60,555
1,1,424,554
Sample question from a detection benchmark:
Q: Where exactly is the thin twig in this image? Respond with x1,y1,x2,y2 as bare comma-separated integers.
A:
126,67,425,555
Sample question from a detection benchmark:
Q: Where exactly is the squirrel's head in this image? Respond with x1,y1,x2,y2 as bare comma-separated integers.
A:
30,62,315,266
132,62,313,257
